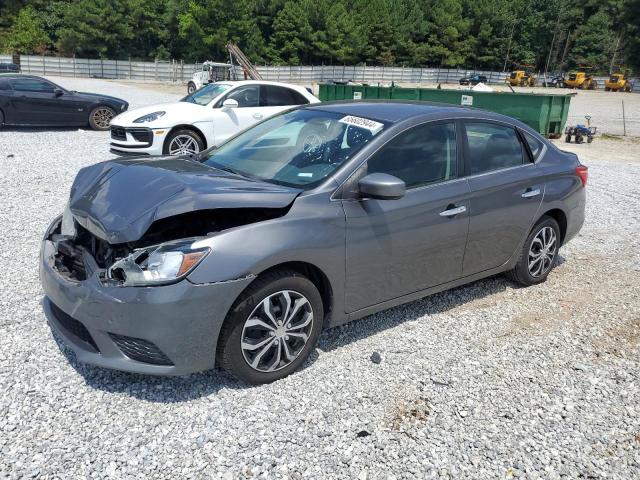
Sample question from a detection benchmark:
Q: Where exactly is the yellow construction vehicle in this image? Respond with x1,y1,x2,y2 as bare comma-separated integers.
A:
564,70,598,90
506,68,536,87
604,72,632,92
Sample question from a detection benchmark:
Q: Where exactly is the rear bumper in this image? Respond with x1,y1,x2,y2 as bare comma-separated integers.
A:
40,217,253,375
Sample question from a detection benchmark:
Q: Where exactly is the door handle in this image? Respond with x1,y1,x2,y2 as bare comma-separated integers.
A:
253,113,263,120
440,205,467,217
521,187,541,199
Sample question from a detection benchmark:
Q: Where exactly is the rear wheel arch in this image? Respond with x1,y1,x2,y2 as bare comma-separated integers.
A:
538,208,567,245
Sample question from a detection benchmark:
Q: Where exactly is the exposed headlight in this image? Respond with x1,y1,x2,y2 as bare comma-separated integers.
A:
133,111,165,123
107,239,210,286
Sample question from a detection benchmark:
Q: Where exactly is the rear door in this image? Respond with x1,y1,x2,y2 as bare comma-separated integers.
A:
260,85,310,119
462,121,543,276
343,121,470,312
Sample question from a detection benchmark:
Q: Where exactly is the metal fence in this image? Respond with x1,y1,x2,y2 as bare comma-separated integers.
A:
1,54,637,89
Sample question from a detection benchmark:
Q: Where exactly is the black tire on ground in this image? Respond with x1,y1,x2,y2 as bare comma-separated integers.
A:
187,82,197,94
88,105,116,131
576,134,583,144
507,216,561,287
0,108,4,128
565,134,572,143
217,270,324,384
163,129,205,155
605,87,610,92
587,135,593,143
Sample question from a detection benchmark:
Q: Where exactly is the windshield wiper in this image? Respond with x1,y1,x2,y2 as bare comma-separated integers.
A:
212,165,245,176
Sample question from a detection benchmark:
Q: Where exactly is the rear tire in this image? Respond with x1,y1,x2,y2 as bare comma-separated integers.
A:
217,270,324,384
88,105,116,131
565,134,572,143
187,82,197,94
507,216,561,287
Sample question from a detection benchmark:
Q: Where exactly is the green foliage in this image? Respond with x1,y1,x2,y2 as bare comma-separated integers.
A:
2,5,50,54
0,0,638,73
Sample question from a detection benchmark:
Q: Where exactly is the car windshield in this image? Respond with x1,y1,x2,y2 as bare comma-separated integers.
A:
203,109,386,189
181,83,230,106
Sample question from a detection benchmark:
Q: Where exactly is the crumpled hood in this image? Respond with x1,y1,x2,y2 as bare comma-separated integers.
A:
68,157,302,244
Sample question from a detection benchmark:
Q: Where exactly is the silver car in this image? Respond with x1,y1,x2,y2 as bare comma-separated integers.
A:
40,102,587,384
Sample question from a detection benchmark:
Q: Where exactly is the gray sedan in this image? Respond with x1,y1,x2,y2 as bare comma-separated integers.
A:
40,101,587,384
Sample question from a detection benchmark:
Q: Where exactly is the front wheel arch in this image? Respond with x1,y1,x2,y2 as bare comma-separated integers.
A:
88,104,117,130
163,125,207,153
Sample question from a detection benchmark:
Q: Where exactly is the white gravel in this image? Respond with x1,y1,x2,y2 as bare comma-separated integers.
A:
0,79,639,479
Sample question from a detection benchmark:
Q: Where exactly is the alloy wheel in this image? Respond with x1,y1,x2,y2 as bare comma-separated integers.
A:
92,107,114,129
240,290,314,373
168,135,200,155
528,226,557,277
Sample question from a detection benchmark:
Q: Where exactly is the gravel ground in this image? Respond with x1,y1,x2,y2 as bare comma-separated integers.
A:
0,79,639,479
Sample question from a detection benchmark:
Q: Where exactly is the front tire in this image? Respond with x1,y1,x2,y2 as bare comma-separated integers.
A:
187,82,197,94
89,105,116,131
163,129,204,156
217,270,324,384
507,216,561,286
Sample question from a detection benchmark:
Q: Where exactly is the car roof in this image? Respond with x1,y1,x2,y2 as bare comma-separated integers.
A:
0,73,40,79
220,80,310,91
304,100,516,125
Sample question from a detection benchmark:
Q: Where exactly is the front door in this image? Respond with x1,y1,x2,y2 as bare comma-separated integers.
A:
9,77,65,125
213,84,268,144
344,121,470,313
461,121,543,275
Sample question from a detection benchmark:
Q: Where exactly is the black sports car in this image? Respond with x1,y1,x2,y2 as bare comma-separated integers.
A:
459,74,488,86
0,74,128,130
0,63,21,72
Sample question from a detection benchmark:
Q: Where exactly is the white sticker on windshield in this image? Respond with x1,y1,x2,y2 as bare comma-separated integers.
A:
298,172,313,177
339,115,384,135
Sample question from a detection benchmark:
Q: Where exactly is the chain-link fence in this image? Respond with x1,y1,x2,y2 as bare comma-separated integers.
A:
1,54,637,90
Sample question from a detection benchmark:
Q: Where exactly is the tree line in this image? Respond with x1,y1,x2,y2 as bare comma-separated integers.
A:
1,0,639,74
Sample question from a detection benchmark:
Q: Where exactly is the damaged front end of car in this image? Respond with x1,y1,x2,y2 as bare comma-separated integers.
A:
45,204,291,287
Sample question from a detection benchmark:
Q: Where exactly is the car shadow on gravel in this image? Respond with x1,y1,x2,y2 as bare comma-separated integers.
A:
48,256,565,400
316,256,564,353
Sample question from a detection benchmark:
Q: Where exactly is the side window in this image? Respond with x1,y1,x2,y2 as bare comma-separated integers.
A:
10,78,55,93
367,122,457,189
523,131,544,161
262,85,309,106
223,85,259,107
465,122,524,174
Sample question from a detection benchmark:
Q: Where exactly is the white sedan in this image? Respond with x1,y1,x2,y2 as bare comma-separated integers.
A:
109,81,319,156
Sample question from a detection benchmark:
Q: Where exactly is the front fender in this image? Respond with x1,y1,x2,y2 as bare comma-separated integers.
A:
186,193,346,316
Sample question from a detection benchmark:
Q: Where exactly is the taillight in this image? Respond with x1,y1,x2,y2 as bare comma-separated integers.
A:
576,165,588,187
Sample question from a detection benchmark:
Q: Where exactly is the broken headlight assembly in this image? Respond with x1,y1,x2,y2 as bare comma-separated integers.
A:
106,240,210,287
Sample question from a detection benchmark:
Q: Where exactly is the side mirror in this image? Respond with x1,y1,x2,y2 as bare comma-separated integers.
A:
54,88,64,97
358,173,406,200
222,98,238,109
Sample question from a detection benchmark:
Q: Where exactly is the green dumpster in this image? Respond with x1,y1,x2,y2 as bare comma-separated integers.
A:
318,84,573,137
